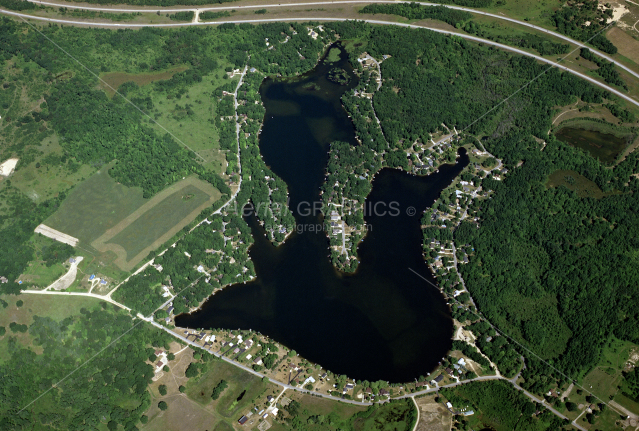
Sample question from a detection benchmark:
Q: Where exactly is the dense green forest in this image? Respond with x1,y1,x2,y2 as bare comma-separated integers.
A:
441,380,568,430
0,303,175,430
579,48,627,89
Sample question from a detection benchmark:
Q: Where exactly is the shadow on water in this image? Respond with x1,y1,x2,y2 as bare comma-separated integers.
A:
176,43,469,382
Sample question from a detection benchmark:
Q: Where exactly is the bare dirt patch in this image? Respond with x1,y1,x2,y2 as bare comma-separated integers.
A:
414,395,452,431
607,27,639,64
0,158,19,176
34,224,79,247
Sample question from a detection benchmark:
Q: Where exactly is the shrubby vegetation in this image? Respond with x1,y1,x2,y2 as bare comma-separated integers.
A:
552,0,617,54
0,0,37,10
199,11,231,20
623,367,639,402
580,48,627,89
441,380,567,430
462,20,570,56
360,3,473,27
211,379,228,399
168,11,194,21
0,304,174,430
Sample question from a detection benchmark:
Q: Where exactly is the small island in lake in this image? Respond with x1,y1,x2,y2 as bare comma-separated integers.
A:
327,67,350,85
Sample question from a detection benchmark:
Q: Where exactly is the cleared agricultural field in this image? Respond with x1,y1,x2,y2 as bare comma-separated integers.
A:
45,167,221,272
44,166,148,245
607,27,639,65
92,177,221,271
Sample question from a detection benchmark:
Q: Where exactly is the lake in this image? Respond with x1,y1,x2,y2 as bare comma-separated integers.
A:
555,126,630,164
176,44,468,383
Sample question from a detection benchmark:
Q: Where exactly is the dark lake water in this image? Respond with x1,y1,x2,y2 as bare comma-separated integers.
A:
555,126,629,164
176,44,469,383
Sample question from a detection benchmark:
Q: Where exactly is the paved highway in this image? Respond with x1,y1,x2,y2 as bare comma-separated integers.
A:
17,0,639,83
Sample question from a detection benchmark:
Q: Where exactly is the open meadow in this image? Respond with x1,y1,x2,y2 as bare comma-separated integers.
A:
45,167,221,272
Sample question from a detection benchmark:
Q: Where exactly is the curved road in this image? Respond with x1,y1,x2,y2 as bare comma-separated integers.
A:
3,12,639,108
4,8,626,428
16,0,639,83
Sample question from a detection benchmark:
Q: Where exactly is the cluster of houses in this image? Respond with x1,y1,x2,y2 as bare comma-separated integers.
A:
237,389,284,427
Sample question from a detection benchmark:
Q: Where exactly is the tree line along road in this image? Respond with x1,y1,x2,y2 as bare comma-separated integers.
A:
3,9,639,110
16,0,639,83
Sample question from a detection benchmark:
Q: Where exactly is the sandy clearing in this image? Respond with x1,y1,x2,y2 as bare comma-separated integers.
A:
45,256,83,291
0,158,19,176
414,396,452,431
34,224,79,247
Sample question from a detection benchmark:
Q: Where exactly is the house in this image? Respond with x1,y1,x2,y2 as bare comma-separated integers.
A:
89,274,95,281
445,368,454,376
267,395,274,402
365,388,372,394
238,415,248,425
100,279,107,285
253,357,263,365
379,389,389,396
415,381,428,388
433,374,444,383
320,373,327,379
249,67,256,73
446,402,453,409
271,407,278,417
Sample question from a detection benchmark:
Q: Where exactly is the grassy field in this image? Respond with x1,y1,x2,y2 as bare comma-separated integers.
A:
582,366,624,401
186,359,276,419
44,165,148,246
92,176,221,271
109,184,212,259
141,70,235,174
546,169,619,199
100,66,189,98
352,400,416,431
483,0,558,25
44,166,220,272
607,27,639,65
0,293,99,361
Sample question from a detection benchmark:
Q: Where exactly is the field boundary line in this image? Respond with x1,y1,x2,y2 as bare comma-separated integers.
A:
91,176,220,271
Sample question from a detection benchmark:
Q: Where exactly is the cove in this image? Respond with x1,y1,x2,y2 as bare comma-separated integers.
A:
176,44,469,383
